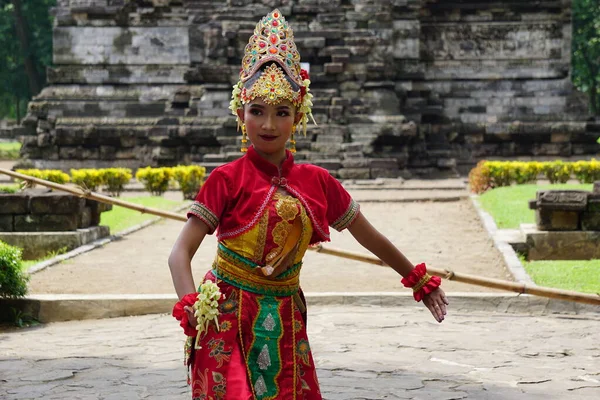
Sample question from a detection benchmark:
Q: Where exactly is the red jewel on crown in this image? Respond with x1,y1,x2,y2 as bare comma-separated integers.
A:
273,20,278,27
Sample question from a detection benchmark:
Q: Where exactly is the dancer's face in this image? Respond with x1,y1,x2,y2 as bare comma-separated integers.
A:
239,97,300,157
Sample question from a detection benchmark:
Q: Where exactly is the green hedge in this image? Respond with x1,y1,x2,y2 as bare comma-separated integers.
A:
469,160,600,194
15,166,206,198
0,241,28,298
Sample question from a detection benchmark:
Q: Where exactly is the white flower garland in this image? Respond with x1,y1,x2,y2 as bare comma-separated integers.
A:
193,280,224,349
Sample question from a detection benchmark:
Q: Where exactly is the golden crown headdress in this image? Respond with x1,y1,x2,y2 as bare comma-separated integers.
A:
230,9,315,136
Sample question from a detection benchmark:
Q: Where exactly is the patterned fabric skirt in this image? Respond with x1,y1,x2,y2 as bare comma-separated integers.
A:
187,270,322,400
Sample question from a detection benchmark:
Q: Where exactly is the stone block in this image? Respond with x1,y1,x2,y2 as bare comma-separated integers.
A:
0,226,110,260
54,27,190,65
324,63,344,74
370,168,400,179
526,230,600,260
341,159,370,168
78,207,92,229
581,212,600,231
535,190,588,211
369,158,399,169
29,192,86,215
437,158,457,169
0,194,29,214
551,133,570,143
311,160,342,171
535,210,580,231
295,37,326,49
594,182,600,194
587,195,600,212
0,215,13,232
14,214,79,232
338,168,370,180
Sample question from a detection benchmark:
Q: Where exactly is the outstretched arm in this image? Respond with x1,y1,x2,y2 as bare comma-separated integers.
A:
347,211,448,322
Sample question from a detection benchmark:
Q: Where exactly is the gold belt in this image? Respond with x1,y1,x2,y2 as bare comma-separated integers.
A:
213,243,301,297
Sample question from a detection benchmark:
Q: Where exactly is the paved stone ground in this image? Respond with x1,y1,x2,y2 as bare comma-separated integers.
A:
1,306,599,399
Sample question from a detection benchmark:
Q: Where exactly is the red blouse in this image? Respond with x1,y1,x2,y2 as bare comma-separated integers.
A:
188,146,359,244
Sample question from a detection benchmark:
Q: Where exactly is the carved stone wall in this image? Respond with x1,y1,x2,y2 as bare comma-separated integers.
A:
16,0,599,178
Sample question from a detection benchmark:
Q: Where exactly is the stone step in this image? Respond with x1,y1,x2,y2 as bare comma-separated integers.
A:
202,154,228,163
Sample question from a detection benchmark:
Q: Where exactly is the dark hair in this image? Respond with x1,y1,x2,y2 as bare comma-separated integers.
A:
243,61,300,93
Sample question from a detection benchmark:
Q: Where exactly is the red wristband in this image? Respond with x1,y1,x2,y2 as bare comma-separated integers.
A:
172,292,199,337
401,263,442,302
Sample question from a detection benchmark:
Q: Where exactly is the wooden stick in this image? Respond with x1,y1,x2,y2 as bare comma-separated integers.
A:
0,168,187,222
310,245,600,306
2,167,599,306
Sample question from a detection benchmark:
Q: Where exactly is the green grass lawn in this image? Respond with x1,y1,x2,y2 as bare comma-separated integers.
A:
478,183,593,229
20,196,188,270
478,183,599,294
522,259,600,294
100,195,188,234
0,141,21,160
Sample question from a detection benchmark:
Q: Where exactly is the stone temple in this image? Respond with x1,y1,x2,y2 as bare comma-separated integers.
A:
15,0,600,178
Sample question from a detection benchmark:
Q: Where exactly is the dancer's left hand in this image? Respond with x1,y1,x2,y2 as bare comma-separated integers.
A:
423,288,448,323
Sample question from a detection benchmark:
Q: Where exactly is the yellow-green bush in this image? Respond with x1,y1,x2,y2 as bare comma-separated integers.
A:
541,161,572,184
16,169,70,185
468,159,600,193
135,167,173,196
70,169,104,191
171,165,206,200
572,159,600,184
485,161,513,187
510,161,542,185
101,168,132,197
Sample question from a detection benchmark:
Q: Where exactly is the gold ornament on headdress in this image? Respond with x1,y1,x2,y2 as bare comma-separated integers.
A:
242,63,301,106
240,9,302,87
229,9,316,141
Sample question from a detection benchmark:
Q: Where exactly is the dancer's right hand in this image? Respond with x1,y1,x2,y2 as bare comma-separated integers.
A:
184,305,198,328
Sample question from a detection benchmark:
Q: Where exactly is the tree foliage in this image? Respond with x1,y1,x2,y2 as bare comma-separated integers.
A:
572,0,600,116
0,0,55,122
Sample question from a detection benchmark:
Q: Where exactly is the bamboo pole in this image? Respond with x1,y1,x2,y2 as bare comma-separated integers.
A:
1,167,599,306
0,168,186,222
310,245,600,306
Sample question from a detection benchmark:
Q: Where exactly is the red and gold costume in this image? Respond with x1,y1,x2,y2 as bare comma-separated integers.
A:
183,146,359,399
173,9,441,399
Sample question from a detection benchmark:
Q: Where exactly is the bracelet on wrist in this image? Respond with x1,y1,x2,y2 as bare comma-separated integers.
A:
401,263,442,302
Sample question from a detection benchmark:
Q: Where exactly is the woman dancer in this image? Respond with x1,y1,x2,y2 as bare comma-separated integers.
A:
169,9,448,399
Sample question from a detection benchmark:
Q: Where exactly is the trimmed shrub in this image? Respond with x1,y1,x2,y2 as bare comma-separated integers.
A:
572,159,600,184
101,168,132,197
541,161,572,184
16,169,70,185
171,165,206,200
468,161,493,194
485,161,513,187
0,241,28,298
71,169,104,192
135,167,173,196
511,161,541,185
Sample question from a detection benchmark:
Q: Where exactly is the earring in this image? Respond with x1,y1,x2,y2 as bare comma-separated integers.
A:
241,123,248,153
290,125,297,154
